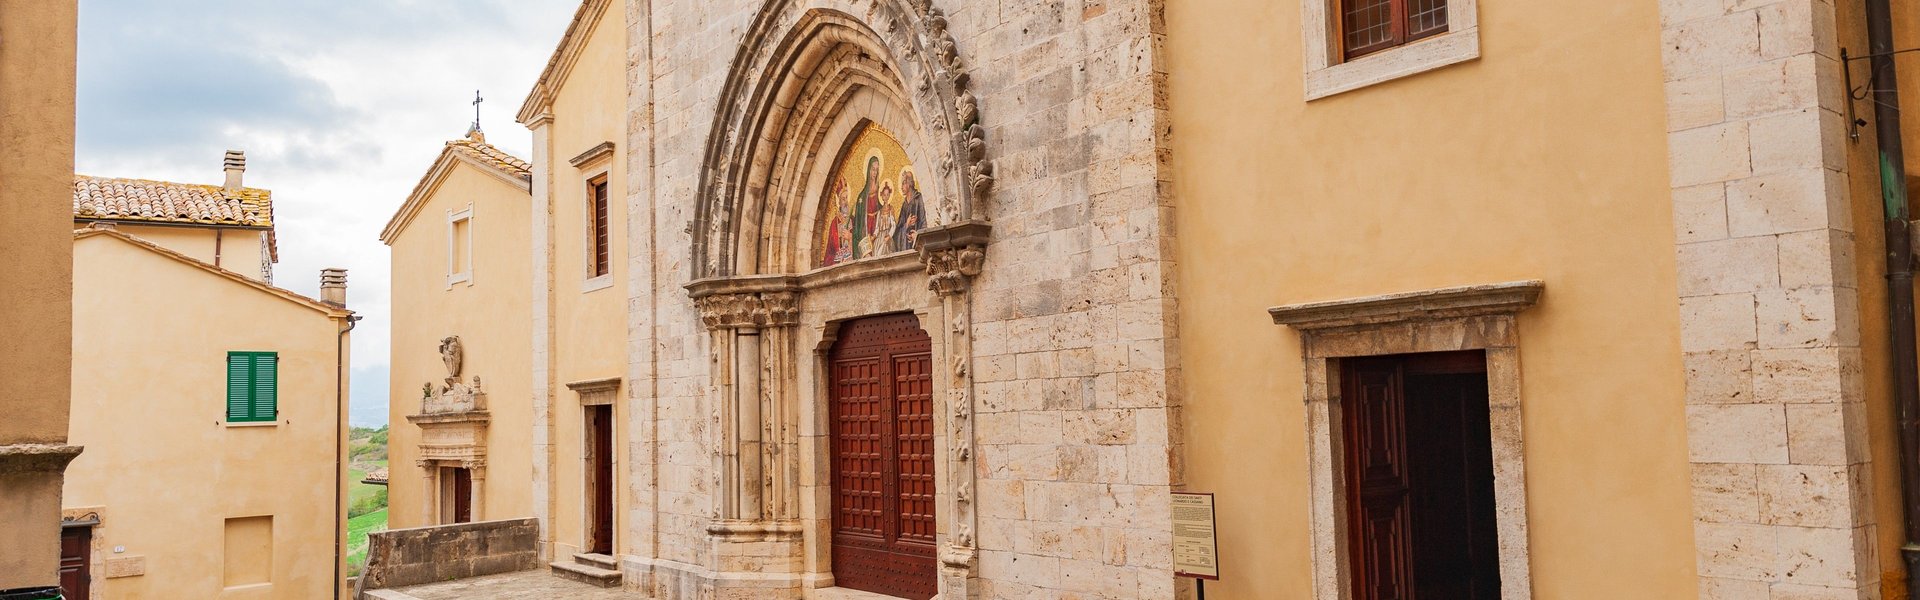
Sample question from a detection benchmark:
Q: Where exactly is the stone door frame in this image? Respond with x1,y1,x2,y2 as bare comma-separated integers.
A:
1270,280,1543,600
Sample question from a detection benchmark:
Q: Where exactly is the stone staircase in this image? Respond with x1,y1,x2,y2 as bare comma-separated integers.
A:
549,552,621,588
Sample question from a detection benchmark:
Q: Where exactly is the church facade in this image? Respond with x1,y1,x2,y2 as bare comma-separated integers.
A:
563,0,1180,597
379,0,1920,598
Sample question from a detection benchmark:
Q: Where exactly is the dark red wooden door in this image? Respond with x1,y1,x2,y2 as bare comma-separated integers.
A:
1341,351,1499,600
59,526,89,599
829,314,936,599
452,468,473,524
589,404,615,554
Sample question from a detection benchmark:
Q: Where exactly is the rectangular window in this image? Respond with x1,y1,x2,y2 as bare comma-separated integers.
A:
226,351,278,423
1340,351,1498,599
448,207,473,285
590,177,610,278
1340,0,1448,60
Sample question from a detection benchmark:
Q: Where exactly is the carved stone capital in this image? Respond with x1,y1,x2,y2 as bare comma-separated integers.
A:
923,245,985,296
695,292,802,330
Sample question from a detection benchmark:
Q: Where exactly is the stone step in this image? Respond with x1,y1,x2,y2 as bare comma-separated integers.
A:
549,560,621,588
572,552,618,570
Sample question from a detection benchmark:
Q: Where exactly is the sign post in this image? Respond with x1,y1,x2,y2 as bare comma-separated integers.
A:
1172,492,1220,598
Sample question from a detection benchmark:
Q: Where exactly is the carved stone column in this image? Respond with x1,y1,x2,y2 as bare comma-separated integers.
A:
418,461,438,524
692,285,801,529
916,221,989,594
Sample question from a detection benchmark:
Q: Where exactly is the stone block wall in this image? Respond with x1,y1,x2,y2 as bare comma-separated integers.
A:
624,0,1181,597
358,518,541,592
1657,0,1880,597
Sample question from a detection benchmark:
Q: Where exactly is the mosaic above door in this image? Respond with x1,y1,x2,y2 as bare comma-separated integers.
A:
818,123,926,268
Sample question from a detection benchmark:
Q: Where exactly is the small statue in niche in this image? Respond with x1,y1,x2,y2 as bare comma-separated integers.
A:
439,336,463,383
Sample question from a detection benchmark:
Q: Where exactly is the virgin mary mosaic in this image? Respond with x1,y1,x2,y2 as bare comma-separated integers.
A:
818,123,927,268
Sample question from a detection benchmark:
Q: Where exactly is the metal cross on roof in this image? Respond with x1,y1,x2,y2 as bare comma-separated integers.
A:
472,90,484,131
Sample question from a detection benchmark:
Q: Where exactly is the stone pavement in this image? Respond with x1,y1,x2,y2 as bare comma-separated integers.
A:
374,569,639,599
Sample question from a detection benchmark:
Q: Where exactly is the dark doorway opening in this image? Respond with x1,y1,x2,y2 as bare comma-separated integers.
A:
59,524,90,599
451,467,473,524
828,313,936,599
1340,350,1500,600
587,404,615,555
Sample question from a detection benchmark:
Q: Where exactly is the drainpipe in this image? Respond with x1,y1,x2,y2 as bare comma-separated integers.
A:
1863,0,1920,595
322,269,358,599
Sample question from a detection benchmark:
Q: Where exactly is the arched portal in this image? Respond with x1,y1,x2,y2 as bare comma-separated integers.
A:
681,0,994,598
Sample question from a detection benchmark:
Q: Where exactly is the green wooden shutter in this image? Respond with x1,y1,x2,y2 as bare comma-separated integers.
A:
227,353,252,421
227,351,278,422
252,353,278,420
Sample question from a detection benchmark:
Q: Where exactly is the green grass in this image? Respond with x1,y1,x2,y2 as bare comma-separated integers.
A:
346,507,387,576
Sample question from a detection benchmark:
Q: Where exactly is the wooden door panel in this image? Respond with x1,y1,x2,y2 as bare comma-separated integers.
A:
830,314,936,599
1342,352,1498,600
60,526,90,599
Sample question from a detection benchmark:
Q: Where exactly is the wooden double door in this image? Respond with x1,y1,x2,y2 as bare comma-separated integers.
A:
828,314,937,599
1341,351,1501,600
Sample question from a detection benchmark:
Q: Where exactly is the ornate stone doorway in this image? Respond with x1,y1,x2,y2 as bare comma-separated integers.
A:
827,314,936,599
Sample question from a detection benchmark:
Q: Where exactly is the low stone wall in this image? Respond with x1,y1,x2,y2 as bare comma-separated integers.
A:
358,518,539,592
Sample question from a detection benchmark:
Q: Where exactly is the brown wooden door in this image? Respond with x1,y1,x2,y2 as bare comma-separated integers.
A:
589,404,615,555
829,314,936,599
59,525,90,599
1341,352,1499,600
452,468,473,524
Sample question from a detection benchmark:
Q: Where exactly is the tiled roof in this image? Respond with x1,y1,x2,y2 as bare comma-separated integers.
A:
448,137,532,179
72,175,274,228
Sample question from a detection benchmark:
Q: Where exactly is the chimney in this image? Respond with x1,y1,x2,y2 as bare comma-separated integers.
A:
223,150,246,191
320,268,348,307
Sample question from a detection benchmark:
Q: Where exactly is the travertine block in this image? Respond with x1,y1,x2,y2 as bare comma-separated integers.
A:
1677,237,1779,296
1693,462,1762,523
1724,55,1819,121
1695,521,1781,581
1663,13,1764,81
1756,464,1855,528
1752,348,1856,403
1679,293,1759,351
1667,75,1727,132
1673,182,1730,243
1685,350,1754,404
1687,404,1789,464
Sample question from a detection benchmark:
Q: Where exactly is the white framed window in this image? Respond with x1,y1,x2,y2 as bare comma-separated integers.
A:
1301,0,1479,100
448,205,473,287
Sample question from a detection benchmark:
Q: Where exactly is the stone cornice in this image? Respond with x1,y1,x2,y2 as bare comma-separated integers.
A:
0,443,83,474
564,377,622,394
1268,280,1545,331
405,411,491,426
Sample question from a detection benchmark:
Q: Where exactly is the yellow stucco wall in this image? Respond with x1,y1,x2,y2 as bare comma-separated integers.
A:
0,0,77,588
65,233,346,599
1164,1,1697,597
540,5,628,556
385,161,533,529
111,224,270,281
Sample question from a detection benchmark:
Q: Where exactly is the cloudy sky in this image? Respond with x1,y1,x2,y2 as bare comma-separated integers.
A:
78,1,580,426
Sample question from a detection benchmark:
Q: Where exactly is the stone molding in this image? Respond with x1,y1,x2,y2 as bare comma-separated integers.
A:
1299,0,1480,100
1273,282,1543,600
565,377,623,406
1268,280,1544,331
0,443,83,474
567,141,616,168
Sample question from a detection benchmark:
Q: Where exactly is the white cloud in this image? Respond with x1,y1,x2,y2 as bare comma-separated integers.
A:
77,0,579,426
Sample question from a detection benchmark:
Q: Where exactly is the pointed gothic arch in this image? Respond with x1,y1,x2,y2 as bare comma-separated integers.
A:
692,0,992,279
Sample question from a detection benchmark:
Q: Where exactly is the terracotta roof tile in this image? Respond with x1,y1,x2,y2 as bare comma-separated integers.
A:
447,137,532,180
72,175,274,228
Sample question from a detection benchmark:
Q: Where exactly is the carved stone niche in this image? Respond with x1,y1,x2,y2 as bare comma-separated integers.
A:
408,335,490,473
